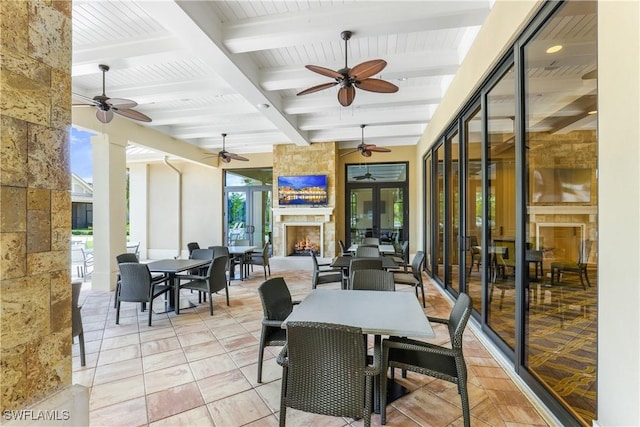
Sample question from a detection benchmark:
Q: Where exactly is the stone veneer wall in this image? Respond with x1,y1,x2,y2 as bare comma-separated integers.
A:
273,143,337,257
0,0,73,411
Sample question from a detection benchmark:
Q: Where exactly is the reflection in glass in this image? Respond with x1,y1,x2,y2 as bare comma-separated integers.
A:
464,106,482,313
523,1,598,423
435,145,445,282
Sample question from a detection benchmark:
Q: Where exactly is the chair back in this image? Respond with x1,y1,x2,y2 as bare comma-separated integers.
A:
258,277,294,321
284,321,368,417
349,257,383,272
116,252,139,264
187,242,200,255
71,280,83,337
447,292,473,350
209,245,230,259
190,248,214,260
118,263,153,302
310,251,322,271
350,269,395,291
206,255,229,293
232,239,251,246
579,240,593,265
399,240,409,263
126,242,140,259
338,239,351,256
355,245,380,258
411,251,426,280
362,237,380,245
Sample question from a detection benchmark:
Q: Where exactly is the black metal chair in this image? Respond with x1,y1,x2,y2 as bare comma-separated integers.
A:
71,280,86,366
277,321,380,427
381,292,473,427
248,242,271,280
310,251,342,289
178,255,229,315
116,263,171,326
257,277,299,383
393,250,426,307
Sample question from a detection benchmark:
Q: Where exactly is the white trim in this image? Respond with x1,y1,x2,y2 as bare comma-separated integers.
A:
271,206,333,222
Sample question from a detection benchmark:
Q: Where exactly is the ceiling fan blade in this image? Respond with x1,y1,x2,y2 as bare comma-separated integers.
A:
355,78,399,93
106,98,138,109
73,93,99,105
365,145,391,153
340,149,358,157
113,108,152,122
72,103,96,108
226,152,249,162
297,82,338,96
305,65,344,80
219,153,232,163
349,59,387,79
96,109,113,124
338,86,356,107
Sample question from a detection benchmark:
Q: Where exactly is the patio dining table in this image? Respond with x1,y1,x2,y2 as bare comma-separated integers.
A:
146,258,210,314
228,245,257,280
283,288,434,413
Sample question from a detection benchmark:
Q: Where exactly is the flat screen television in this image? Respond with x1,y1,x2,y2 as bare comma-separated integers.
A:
531,167,591,203
278,174,328,206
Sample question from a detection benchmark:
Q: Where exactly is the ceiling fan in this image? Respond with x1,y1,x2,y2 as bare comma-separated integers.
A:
341,124,391,157
72,64,152,124
297,30,399,107
354,165,377,181
218,133,248,163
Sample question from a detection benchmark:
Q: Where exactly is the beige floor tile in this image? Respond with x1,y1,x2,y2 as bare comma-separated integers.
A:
243,414,280,427
147,381,204,422
93,357,143,385
143,348,187,373
228,343,260,367
498,404,548,425
392,387,464,426
90,396,148,427
139,327,176,343
89,374,146,410
149,405,214,427
144,363,195,394
72,367,95,388
189,352,237,380
100,332,140,351
219,332,259,352
182,339,225,362
96,343,141,366
141,336,181,356
197,368,253,403
254,380,282,412
207,389,272,426
177,330,216,347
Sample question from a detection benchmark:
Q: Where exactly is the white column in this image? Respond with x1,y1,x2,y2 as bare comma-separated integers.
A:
90,133,127,292
128,163,149,259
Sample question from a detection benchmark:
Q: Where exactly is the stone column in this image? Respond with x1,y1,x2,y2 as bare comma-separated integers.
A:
90,134,127,292
0,0,73,411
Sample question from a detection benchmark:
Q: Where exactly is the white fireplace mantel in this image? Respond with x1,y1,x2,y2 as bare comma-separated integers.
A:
272,206,334,222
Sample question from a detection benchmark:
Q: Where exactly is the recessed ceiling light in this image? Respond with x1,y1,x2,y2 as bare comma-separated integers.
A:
546,45,563,54
257,103,270,109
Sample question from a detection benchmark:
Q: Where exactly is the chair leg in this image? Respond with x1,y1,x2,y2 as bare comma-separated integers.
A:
114,282,120,309
460,381,471,427
78,332,86,367
257,327,266,383
115,300,121,324
208,291,213,316
148,298,153,327
225,283,230,306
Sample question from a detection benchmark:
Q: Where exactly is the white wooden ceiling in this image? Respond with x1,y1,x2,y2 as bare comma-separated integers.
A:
71,0,493,158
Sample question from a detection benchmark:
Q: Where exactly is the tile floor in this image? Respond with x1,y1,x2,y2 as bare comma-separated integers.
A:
73,257,553,426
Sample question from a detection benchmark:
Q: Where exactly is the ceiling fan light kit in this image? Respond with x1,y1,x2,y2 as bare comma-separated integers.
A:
341,124,391,158
73,64,152,124
297,30,399,107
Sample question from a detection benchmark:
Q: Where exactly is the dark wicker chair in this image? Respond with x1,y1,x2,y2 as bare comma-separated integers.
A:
380,292,473,426
311,251,342,289
178,255,229,315
114,252,140,309
186,241,200,255
248,242,271,280
362,237,380,245
277,321,380,427
550,240,593,289
257,277,299,383
116,262,171,326
348,257,383,288
338,239,351,256
393,250,426,307
350,269,395,291
71,280,86,366
389,240,409,272
355,245,380,258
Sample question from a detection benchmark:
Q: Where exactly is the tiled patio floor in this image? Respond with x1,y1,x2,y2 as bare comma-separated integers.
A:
73,257,554,426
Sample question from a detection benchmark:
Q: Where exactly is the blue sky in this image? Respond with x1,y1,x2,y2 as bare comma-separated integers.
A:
70,126,95,183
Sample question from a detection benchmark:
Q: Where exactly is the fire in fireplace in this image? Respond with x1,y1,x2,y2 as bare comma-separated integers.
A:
291,236,320,256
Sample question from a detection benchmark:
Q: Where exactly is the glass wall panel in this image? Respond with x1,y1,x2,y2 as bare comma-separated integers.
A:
447,132,460,293
486,66,516,350
434,144,445,282
523,2,597,424
463,107,483,312
424,154,433,274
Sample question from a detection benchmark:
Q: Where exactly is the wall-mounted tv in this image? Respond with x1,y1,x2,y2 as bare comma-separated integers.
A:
278,175,328,206
531,168,591,203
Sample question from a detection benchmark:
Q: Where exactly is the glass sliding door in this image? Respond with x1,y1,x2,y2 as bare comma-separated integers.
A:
463,106,483,313
424,153,433,274
522,2,598,423
447,132,460,294
486,65,517,351
224,169,273,247
434,144,445,282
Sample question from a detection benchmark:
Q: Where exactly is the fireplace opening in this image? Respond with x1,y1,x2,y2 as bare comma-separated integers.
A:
285,224,322,256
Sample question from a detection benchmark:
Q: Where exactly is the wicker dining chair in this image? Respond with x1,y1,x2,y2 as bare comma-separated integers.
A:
348,257,383,288
257,277,299,383
71,280,86,366
355,245,380,258
116,262,171,326
350,269,395,291
380,293,473,426
277,321,380,427
362,237,380,245
311,251,342,289
393,250,426,307
178,255,229,315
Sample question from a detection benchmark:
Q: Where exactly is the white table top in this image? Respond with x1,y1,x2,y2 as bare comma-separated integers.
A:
227,245,257,254
347,244,396,254
283,289,434,338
